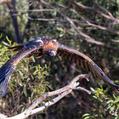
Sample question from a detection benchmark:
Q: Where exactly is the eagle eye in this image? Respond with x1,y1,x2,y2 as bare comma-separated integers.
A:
52,39,57,43
36,39,44,46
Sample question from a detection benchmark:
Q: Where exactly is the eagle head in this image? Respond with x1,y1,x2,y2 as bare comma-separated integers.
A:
43,39,59,56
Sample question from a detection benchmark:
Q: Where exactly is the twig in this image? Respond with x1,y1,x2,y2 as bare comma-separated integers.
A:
28,17,55,22
62,15,105,46
4,9,58,16
73,1,119,24
78,15,119,35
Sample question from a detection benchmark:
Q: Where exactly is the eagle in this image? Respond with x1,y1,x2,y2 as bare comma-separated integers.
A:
0,37,118,96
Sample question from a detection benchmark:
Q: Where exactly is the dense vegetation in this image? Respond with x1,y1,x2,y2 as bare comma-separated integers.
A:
0,0,119,118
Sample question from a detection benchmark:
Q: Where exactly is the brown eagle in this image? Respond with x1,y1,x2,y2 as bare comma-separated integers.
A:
0,37,118,96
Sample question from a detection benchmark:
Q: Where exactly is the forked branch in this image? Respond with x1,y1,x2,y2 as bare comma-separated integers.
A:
0,74,91,119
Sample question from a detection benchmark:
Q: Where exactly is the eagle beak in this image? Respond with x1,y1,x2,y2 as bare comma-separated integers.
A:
48,50,57,56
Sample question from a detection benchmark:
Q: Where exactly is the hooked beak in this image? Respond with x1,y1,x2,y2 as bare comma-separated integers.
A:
47,50,57,56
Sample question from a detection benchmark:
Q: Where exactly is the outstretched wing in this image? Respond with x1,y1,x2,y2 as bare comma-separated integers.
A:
9,45,43,58
0,40,44,96
58,44,119,89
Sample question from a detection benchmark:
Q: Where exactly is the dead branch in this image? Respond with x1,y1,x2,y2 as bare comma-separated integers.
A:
73,1,119,24
28,17,55,22
0,74,91,119
77,15,119,35
62,15,105,46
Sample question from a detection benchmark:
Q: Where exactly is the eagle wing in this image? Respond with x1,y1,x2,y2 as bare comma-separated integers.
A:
9,44,43,58
8,44,24,51
8,42,119,89
0,41,43,96
58,44,119,89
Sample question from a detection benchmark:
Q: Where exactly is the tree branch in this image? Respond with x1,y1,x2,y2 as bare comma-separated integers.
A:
7,0,22,43
0,74,91,119
73,1,119,24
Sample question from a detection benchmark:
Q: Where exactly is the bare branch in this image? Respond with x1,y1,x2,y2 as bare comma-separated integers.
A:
78,15,119,35
28,17,55,22
62,15,105,46
0,74,90,119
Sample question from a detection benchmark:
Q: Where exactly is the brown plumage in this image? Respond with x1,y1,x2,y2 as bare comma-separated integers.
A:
9,39,119,90
57,44,119,89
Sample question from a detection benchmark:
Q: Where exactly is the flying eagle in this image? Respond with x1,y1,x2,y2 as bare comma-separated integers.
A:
0,37,118,96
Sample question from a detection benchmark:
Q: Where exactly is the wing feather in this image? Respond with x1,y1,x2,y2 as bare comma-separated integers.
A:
8,44,24,51
58,44,119,89
9,45,43,58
